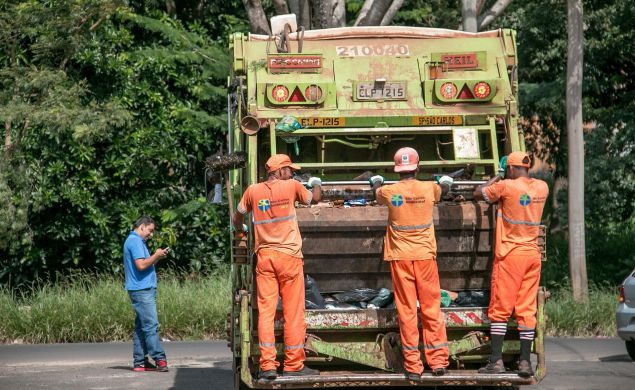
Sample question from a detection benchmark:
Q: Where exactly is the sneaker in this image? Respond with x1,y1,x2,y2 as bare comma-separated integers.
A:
282,366,320,376
405,371,421,381
156,359,169,372
478,359,505,374
517,360,534,378
432,367,447,376
257,369,278,381
132,360,157,372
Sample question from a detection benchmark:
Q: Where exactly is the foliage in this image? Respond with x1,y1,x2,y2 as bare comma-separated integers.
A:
0,270,231,343
495,0,635,279
545,283,618,337
0,1,230,286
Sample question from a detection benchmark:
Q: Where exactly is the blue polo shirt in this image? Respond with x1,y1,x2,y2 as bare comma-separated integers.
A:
123,231,157,291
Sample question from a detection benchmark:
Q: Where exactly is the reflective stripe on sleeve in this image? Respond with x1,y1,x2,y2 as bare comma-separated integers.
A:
481,187,492,204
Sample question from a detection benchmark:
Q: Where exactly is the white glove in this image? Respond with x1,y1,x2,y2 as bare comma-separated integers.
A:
438,175,454,187
369,175,384,186
307,177,322,188
231,223,249,233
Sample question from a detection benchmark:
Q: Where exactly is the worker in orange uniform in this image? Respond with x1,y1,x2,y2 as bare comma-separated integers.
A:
370,147,452,380
473,151,548,378
232,154,322,381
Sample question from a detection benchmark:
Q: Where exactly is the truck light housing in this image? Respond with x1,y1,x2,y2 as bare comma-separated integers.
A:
473,82,492,99
272,85,289,102
440,82,457,99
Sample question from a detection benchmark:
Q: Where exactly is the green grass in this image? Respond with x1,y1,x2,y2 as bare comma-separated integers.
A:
0,270,620,343
545,284,618,337
0,270,231,343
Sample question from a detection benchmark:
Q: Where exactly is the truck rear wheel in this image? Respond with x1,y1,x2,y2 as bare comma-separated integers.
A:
625,340,635,361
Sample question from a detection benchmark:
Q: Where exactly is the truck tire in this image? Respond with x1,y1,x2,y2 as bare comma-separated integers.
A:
625,340,635,361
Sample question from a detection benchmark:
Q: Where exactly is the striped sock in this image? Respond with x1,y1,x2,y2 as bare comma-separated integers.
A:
489,322,507,362
490,322,508,336
519,329,535,362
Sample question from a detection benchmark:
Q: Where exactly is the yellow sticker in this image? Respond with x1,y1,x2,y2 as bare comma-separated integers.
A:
412,116,463,126
299,117,346,128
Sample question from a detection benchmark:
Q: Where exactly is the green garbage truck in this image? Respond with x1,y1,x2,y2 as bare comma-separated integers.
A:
225,23,547,389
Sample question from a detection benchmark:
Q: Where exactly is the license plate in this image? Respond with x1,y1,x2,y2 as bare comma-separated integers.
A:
299,117,346,128
355,82,407,101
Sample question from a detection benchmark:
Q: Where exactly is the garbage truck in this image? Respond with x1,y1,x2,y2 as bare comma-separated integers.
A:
225,19,547,389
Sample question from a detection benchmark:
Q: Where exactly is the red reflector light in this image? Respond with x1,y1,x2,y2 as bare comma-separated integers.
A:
440,82,457,99
457,84,475,99
473,82,491,99
272,85,289,102
619,285,625,303
288,87,306,103
305,85,323,102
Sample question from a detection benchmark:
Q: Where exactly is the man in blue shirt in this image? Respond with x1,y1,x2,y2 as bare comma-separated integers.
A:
123,216,169,372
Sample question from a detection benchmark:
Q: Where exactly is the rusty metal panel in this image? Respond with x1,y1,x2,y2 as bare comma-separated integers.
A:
297,202,495,291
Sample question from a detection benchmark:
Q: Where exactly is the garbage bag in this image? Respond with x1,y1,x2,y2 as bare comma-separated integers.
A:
440,290,453,307
332,288,378,303
305,274,325,309
368,288,393,308
451,290,490,307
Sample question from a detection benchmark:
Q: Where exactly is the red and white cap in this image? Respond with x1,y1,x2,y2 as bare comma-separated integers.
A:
393,147,419,173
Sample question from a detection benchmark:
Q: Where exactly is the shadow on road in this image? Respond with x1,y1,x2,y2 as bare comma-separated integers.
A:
598,354,631,362
170,366,233,390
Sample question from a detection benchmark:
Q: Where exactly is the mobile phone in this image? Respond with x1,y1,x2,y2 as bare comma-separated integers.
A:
164,247,171,255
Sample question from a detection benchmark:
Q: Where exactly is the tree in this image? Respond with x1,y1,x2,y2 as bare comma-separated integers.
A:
0,1,230,285
566,0,587,301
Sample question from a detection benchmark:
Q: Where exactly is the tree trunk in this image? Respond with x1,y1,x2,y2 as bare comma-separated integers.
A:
477,0,513,31
4,120,11,151
165,0,177,16
461,0,478,32
272,0,289,15
355,0,392,26
242,0,271,34
566,0,588,302
311,0,333,29
332,0,346,27
380,0,405,26
289,0,311,29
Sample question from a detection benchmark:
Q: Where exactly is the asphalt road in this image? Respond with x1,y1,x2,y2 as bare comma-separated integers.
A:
0,338,632,389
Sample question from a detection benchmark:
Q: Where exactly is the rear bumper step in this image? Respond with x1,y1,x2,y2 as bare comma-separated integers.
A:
250,371,536,388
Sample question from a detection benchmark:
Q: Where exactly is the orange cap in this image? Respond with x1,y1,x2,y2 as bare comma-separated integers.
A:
265,154,301,173
506,151,531,168
393,147,419,172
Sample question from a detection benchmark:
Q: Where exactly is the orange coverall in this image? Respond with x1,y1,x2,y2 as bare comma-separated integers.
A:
237,179,313,372
376,179,449,373
481,177,549,330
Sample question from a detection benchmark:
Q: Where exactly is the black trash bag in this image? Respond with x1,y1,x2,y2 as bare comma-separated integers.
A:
368,288,393,308
332,288,379,303
451,290,490,307
305,274,326,309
